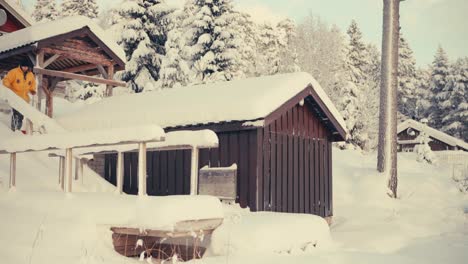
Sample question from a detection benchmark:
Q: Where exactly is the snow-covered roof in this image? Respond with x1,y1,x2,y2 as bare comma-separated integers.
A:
51,130,219,157
0,0,34,27
58,72,348,139
0,125,165,154
0,16,125,62
397,119,468,150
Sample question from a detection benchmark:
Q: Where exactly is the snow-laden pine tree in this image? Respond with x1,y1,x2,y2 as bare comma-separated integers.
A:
33,0,59,22
429,46,450,128
398,33,418,118
414,67,433,120
256,22,281,76
181,0,244,83
109,0,175,92
277,19,301,73
440,57,468,140
339,20,372,149
160,8,193,89
231,12,258,78
61,0,99,19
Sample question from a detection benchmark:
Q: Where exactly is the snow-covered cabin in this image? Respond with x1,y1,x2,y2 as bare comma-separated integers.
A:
397,119,468,152
0,0,33,35
57,72,348,219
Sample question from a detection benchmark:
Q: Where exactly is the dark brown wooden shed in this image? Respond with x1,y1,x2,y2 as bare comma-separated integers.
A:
59,73,348,218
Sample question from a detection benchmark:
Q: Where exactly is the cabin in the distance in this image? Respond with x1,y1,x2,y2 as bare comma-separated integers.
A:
0,0,33,35
57,72,349,221
397,119,468,152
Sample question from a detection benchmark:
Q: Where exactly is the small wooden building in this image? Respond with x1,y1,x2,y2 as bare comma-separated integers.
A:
0,16,126,118
58,73,348,218
397,119,468,152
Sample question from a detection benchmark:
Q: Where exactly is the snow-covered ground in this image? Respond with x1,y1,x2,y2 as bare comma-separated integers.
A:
0,111,466,263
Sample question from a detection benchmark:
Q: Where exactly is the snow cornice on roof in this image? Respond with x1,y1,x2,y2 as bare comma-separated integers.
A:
397,119,468,150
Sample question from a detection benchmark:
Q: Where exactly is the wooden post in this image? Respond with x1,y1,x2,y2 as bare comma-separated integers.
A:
9,153,16,189
75,158,82,180
138,143,147,196
36,50,44,112
65,148,73,193
78,158,83,182
59,156,63,185
106,64,114,97
116,152,124,194
60,156,65,190
190,147,199,195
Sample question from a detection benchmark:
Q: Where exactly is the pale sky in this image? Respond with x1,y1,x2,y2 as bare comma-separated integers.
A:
22,0,468,66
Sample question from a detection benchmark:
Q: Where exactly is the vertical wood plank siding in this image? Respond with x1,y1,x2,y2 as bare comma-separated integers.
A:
103,100,334,218
258,102,333,217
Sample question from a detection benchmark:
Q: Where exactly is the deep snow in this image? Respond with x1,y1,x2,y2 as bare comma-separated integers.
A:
0,114,466,263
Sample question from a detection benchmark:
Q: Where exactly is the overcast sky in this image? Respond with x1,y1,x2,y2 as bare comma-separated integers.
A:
22,0,468,66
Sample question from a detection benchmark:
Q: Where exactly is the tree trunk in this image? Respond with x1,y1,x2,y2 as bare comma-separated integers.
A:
377,0,400,198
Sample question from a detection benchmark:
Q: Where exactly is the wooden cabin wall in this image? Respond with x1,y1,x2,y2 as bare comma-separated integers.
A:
256,102,333,218
397,130,456,152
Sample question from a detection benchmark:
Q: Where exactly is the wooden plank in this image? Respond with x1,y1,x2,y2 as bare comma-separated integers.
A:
123,153,131,194
293,107,299,213
276,118,283,212
320,141,325,217
314,140,320,215
263,125,271,211
328,142,333,216
281,113,288,212
160,151,168,195
239,132,249,207
287,109,293,213
167,150,176,195
228,133,239,201
299,135,304,213
43,54,61,68
65,148,73,193
270,121,276,211
248,130,258,210
308,138,314,214
106,64,114,97
137,143,147,196
183,150,191,195
36,50,44,112
324,140,329,217
34,67,126,87
175,150,184,194
62,63,97,73
255,128,263,211
42,46,112,66
304,135,310,214
97,64,108,78
219,134,229,167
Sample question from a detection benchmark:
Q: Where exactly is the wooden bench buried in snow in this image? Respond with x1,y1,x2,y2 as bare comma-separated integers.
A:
111,218,223,261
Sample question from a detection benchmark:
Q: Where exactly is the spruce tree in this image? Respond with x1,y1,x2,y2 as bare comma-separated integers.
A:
441,57,468,140
398,33,417,118
414,67,433,120
256,22,280,76
33,0,59,22
61,0,99,19
339,20,371,149
429,46,450,128
182,0,243,83
109,0,175,92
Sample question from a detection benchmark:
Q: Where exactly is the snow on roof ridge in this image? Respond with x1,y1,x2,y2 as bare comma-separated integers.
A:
398,119,468,150
58,72,347,138
0,16,125,62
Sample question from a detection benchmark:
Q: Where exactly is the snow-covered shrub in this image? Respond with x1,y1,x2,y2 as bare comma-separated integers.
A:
414,121,437,164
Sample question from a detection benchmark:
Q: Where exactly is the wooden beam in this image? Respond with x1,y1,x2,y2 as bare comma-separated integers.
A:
36,50,44,112
63,64,97,74
190,148,199,195
34,67,126,87
43,54,61,68
9,153,16,189
97,65,107,78
138,143,147,196
41,47,113,67
106,64,114,97
60,156,65,190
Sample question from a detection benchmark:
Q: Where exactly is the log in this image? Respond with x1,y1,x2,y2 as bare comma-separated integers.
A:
34,68,126,87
